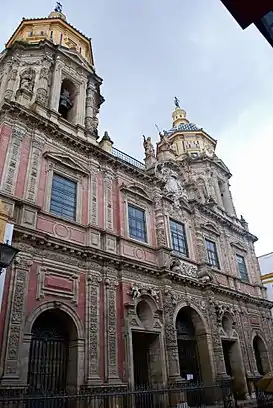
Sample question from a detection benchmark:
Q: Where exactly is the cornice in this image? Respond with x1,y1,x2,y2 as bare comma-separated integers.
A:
11,226,269,309
196,202,258,242
0,101,153,181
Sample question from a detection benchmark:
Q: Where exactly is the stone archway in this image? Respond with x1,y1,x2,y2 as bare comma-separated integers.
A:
21,302,84,392
253,335,270,375
175,305,214,385
125,289,167,390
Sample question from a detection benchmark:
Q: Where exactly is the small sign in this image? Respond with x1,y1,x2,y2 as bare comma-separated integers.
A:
186,374,194,380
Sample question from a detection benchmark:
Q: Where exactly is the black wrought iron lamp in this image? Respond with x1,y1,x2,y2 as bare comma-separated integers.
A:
0,242,19,274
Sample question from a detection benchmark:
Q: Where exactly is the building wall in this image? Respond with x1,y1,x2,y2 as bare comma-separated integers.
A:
0,14,272,395
258,252,273,307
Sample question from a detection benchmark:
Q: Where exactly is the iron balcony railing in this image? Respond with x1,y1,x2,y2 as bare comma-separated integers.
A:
112,147,145,170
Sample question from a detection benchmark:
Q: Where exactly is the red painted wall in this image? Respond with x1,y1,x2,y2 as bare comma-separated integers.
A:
0,124,12,182
15,136,30,197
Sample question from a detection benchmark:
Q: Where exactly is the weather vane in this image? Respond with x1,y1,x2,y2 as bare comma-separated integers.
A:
174,96,180,109
54,2,63,13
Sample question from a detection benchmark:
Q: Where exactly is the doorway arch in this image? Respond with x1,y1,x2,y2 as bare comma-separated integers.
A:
253,335,270,375
175,305,213,384
27,306,81,394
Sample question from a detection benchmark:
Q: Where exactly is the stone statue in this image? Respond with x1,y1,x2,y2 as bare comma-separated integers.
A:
143,135,155,158
174,96,180,109
54,2,63,12
129,285,141,300
20,68,36,92
158,131,177,156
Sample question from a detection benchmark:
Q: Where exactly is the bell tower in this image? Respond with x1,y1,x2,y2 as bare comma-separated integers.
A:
0,3,104,142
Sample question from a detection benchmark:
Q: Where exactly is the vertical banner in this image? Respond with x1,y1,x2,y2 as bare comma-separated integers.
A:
0,223,14,312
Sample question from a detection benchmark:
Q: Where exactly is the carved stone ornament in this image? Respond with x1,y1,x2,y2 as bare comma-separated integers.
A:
128,284,160,303
158,166,188,208
167,258,198,279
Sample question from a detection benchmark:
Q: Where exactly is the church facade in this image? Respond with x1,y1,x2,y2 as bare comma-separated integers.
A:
0,6,272,398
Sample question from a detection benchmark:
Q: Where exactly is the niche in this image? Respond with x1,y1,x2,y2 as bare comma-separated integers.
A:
58,78,77,122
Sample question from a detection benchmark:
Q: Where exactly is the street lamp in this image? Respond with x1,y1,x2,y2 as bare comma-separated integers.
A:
0,242,19,274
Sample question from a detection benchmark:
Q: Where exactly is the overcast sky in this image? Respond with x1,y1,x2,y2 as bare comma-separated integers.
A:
1,0,273,256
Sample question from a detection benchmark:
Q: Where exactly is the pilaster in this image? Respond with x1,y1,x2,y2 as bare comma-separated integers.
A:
103,170,114,231
163,289,182,383
85,265,102,384
35,60,52,106
1,126,25,194
104,271,121,384
0,254,32,385
24,135,45,202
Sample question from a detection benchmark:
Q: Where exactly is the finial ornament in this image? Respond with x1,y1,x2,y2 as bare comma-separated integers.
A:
174,96,180,109
54,2,63,12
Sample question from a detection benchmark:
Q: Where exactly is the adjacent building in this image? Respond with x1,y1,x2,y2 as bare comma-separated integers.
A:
0,5,272,399
220,0,273,47
258,252,273,310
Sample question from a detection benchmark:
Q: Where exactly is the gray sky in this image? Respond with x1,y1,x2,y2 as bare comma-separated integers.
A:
2,0,273,256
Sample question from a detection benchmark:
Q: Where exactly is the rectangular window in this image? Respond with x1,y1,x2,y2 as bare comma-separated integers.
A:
128,204,147,242
170,220,188,256
205,239,220,268
236,254,249,282
60,33,63,45
50,173,77,221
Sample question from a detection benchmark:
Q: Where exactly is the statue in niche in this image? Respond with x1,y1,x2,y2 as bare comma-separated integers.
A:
59,88,73,118
143,135,155,158
19,68,36,92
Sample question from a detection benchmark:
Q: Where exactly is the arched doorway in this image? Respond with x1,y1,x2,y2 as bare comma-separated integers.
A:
253,335,269,376
176,306,213,384
27,308,78,394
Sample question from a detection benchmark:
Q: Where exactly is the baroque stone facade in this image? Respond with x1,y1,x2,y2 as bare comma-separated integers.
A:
0,6,272,399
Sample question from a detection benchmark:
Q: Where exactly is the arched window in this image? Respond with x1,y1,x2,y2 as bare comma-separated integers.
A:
253,335,269,375
58,78,76,122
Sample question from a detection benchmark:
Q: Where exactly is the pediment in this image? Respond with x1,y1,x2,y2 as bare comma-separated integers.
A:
230,241,247,252
59,46,92,71
201,222,220,236
44,152,88,174
120,183,152,203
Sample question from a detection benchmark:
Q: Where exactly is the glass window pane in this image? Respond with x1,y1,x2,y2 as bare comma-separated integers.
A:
50,173,77,221
205,239,220,269
128,204,147,242
170,220,188,256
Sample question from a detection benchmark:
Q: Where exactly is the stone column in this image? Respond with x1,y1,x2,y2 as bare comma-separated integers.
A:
49,58,63,111
1,126,25,194
0,254,32,386
76,80,86,127
35,60,52,106
85,79,99,140
85,267,102,385
207,296,227,379
85,80,95,130
0,62,12,103
163,289,181,383
237,307,257,376
104,276,121,384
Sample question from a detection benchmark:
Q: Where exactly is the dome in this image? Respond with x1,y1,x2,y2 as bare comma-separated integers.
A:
167,122,201,136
